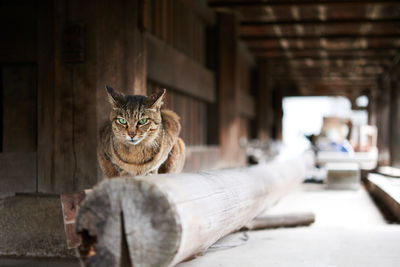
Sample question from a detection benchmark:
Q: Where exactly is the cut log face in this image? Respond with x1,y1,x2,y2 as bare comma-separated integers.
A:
76,178,181,267
76,152,314,266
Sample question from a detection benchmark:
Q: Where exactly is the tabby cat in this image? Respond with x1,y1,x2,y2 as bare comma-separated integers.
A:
98,86,185,178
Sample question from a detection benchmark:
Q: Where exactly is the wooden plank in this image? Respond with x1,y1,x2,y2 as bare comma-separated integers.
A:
76,151,313,266
0,153,37,198
147,34,216,102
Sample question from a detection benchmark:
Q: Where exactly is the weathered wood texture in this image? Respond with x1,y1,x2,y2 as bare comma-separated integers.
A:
76,152,313,266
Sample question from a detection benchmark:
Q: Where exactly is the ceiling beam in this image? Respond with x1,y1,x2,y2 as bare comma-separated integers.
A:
250,47,400,52
241,18,400,26
253,51,398,58
241,34,400,40
256,55,395,60
209,1,400,7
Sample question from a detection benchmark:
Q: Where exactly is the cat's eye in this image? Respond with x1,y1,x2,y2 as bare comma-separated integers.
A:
118,118,127,125
138,118,148,125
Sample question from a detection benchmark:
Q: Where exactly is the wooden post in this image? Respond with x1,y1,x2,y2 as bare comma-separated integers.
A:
256,60,274,141
390,67,400,167
76,152,314,267
376,74,392,165
217,12,244,166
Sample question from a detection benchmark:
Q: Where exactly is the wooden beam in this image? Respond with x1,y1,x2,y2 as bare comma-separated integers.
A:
256,55,395,60
252,50,398,58
76,152,314,266
241,18,400,26
241,34,400,40
251,47,400,53
209,0,400,7
147,34,216,103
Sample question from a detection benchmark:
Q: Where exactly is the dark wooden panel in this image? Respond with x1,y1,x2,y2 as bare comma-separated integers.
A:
148,81,208,146
2,65,37,152
147,34,216,103
148,0,210,64
0,152,37,197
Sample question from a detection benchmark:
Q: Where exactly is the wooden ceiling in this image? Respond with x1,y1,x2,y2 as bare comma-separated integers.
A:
209,0,400,99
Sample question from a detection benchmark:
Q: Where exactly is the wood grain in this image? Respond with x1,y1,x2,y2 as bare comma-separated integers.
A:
76,152,314,266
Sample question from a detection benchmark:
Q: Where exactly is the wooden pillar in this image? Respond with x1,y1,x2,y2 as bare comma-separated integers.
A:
376,75,392,165
256,60,274,141
390,67,400,167
272,87,283,141
217,12,243,166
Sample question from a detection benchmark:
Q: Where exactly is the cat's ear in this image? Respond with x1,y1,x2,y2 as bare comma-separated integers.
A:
106,85,125,107
146,89,166,110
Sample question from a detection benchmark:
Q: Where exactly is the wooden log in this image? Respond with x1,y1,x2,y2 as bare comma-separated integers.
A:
76,152,313,266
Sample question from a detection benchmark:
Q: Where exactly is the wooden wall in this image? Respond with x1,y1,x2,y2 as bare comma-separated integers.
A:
0,0,264,197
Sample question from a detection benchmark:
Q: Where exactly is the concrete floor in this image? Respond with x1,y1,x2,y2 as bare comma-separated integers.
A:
2,184,399,267
178,184,400,267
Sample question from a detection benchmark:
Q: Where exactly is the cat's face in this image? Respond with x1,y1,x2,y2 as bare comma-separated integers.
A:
106,86,165,146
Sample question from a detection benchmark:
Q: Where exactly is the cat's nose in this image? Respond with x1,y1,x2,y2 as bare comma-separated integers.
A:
128,131,135,138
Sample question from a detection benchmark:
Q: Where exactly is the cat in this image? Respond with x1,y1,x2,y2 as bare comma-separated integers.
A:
97,86,185,178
